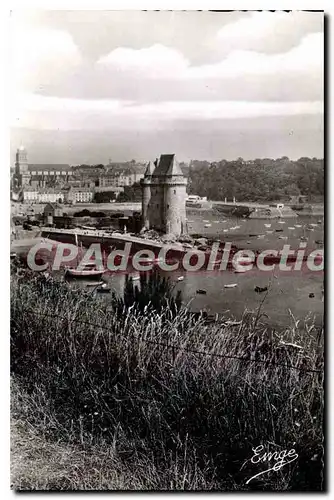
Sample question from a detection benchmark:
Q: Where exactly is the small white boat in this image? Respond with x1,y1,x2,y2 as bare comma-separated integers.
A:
278,221,285,224
204,224,212,228
96,283,111,294
131,276,140,281
203,220,210,223
264,224,271,228
223,229,228,233
279,236,288,240
177,276,184,282
257,235,265,239
295,224,302,228
224,283,238,289
288,227,295,230
86,281,104,287
309,223,318,227
266,230,273,234
214,220,220,223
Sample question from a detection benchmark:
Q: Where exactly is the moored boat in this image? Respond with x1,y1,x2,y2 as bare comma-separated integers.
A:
65,263,104,280
86,281,104,287
96,283,111,293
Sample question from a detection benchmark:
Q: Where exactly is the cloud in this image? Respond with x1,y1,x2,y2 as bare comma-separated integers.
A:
11,11,323,106
215,11,324,54
13,93,132,112
97,32,323,81
98,44,188,77
188,32,323,80
11,91,323,131
9,20,82,93
9,11,324,162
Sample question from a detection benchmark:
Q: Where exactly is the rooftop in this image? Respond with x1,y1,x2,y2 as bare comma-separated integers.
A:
28,164,72,172
152,154,184,177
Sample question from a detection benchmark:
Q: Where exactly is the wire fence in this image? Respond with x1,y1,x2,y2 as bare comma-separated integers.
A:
21,309,323,375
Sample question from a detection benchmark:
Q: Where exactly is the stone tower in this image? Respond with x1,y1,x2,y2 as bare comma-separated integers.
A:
140,161,154,230
142,154,187,237
14,146,30,187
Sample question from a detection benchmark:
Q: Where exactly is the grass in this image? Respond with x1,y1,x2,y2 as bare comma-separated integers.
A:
10,270,324,491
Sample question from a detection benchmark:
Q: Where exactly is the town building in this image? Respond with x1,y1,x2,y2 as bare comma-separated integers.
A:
66,187,94,204
13,146,73,189
38,189,65,204
141,154,187,237
21,187,64,203
22,187,39,203
98,171,145,188
28,164,73,188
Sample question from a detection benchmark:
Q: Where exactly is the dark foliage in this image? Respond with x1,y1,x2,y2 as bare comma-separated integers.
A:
188,157,324,202
117,183,142,202
111,269,182,317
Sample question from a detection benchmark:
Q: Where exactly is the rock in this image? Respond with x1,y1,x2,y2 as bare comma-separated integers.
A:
194,237,207,246
161,233,177,243
178,235,193,243
254,286,268,293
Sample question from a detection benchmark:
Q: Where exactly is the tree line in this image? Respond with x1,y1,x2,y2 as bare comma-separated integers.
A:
186,157,324,202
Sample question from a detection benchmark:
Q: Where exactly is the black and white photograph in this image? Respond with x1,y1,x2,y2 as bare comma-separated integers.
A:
9,8,324,491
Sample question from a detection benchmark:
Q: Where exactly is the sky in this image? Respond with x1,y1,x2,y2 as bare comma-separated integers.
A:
9,10,324,164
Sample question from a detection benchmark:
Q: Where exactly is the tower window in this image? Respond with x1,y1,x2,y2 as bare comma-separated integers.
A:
174,189,176,194
167,204,169,209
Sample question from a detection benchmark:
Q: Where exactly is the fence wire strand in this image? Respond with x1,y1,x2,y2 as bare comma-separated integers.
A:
20,309,323,375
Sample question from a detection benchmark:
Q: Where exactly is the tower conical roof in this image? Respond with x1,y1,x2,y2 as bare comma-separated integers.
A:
144,161,154,176
153,154,184,177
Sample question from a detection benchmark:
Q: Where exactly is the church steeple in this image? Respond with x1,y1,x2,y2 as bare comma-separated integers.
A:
14,146,30,187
